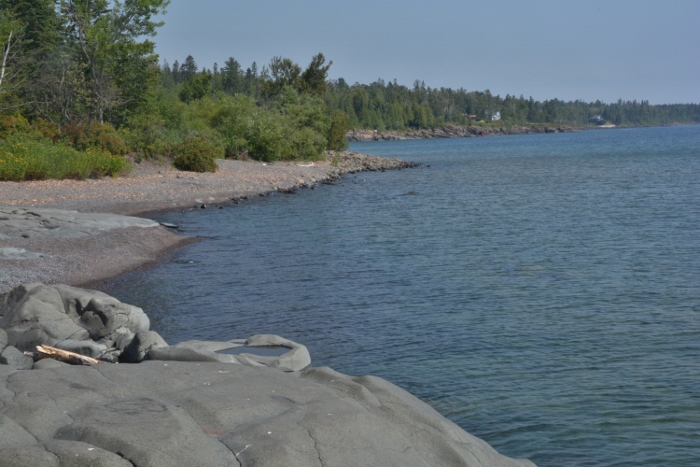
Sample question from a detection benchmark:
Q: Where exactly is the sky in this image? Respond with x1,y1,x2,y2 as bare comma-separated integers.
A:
153,0,700,105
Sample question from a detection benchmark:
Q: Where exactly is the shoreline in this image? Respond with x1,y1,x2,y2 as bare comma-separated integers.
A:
0,150,539,466
347,122,698,142
348,124,578,141
0,151,418,293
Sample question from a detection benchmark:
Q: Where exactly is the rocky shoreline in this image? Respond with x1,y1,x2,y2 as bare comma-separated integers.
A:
0,283,536,467
348,124,577,141
0,152,536,466
0,151,418,293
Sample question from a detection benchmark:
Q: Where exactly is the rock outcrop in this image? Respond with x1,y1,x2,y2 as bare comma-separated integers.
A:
0,284,536,466
0,283,156,362
325,151,419,172
0,207,159,241
347,124,576,141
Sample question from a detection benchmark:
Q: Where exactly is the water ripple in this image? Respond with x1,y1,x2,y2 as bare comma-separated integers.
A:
103,126,700,466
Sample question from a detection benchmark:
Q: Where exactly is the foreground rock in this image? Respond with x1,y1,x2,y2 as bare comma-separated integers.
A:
0,284,536,466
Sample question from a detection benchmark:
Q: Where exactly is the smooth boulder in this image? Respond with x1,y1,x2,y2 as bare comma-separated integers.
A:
0,283,160,362
0,361,536,467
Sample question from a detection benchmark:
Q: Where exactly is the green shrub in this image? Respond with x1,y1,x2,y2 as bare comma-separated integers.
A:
0,135,126,181
287,126,327,160
209,94,256,157
61,120,128,155
327,110,349,150
246,112,287,162
32,118,62,142
0,114,31,138
172,135,223,172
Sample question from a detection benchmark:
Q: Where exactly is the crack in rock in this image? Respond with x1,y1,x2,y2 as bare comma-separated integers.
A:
299,406,324,467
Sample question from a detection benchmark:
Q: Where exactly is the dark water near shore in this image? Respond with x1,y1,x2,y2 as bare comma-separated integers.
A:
104,126,700,466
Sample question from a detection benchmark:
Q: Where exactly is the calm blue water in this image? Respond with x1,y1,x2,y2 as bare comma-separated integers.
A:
103,126,700,466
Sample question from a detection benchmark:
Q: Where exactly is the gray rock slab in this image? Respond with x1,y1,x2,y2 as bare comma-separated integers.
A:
0,284,150,361
0,413,39,448
120,330,168,363
42,439,135,467
55,397,237,466
0,247,44,260
145,343,237,363
32,358,70,370
0,361,535,467
246,334,311,371
0,345,33,369
146,334,310,371
0,206,159,239
0,446,59,467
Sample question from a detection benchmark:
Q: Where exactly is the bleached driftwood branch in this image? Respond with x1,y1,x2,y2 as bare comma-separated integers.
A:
24,344,100,365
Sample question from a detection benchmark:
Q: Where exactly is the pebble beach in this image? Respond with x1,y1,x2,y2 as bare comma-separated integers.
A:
0,151,416,293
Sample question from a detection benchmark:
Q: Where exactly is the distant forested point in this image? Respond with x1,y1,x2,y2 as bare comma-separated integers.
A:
1,1,698,181
161,59,700,130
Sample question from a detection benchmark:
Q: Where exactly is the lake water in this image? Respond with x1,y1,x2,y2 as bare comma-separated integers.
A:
103,126,700,466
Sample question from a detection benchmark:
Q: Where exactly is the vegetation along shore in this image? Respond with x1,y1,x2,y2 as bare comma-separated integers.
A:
0,1,698,186
0,1,697,465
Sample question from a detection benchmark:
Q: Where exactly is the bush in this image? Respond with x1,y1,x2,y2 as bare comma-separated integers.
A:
0,135,126,181
0,114,31,138
209,94,257,157
327,110,349,150
246,112,286,162
61,120,128,155
172,135,223,172
288,126,327,160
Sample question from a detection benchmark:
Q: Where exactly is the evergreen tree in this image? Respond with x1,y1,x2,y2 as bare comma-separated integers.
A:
0,0,59,54
180,55,197,82
298,53,332,96
171,60,180,83
221,56,242,94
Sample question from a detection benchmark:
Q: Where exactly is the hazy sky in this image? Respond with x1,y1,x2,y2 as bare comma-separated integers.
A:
154,0,699,105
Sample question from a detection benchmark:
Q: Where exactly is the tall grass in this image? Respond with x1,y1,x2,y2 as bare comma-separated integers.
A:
0,136,126,182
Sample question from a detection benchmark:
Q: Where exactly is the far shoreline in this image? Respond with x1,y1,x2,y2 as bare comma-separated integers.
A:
346,122,698,142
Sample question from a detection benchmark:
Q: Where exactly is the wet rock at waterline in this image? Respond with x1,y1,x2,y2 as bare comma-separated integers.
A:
0,284,536,466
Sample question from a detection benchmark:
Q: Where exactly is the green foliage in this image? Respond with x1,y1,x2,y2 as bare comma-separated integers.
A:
298,53,332,96
262,56,301,99
0,113,30,136
40,0,170,124
178,73,212,103
244,87,329,161
171,135,222,172
246,111,286,162
120,88,185,157
327,110,349,150
0,0,59,53
0,134,125,181
324,79,700,130
208,94,256,157
61,120,128,155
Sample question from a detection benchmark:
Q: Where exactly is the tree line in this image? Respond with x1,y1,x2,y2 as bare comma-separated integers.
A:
159,55,700,132
0,0,698,180
0,0,348,178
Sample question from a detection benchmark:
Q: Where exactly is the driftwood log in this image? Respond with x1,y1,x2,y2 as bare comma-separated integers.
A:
24,345,100,365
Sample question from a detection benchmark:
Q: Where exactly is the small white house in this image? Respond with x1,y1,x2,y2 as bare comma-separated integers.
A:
491,111,501,121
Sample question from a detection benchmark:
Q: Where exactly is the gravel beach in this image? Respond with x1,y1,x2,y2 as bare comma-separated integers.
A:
0,151,417,293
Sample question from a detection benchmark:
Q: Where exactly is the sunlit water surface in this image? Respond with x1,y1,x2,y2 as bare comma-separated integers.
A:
103,126,700,466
